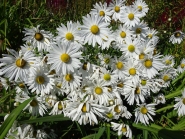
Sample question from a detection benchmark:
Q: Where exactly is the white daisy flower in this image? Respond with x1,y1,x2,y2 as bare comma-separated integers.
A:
100,67,118,85
154,93,166,104
174,88,185,117
0,77,9,90
120,6,142,27
177,58,185,73
111,122,132,138
114,24,134,44
111,55,128,79
138,53,165,79
131,21,149,40
90,2,112,23
62,71,82,91
0,48,36,81
132,0,149,17
109,0,126,21
26,65,55,96
162,55,175,67
23,25,53,52
120,37,140,58
80,14,110,47
134,103,156,125
101,32,115,50
99,54,113,68
24,96,47,116
55,21,82,45
47,41,82,75
169,30,185,44
145,28,159,41
49,101,67,116
44,93,58,109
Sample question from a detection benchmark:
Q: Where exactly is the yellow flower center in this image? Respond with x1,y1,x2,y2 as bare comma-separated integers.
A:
91,25,99,34
99,11,105,16
163,75,170,82
136,28,142,34
19,83,25,88
60,53,70,63
116,62,124,70
181,63,185,68
81,103,87,112
174,32,181,37
65,74,73,82
30,99,38,107
144,59,152,68
56,83,62,88
95,87,103,95
138,6,142,11
128,45,135,52
165,60,172,65
141,80,147,86
114,105,121,113
139,53,145,59
135,87,140,94
49,69,56,75
16,58,26,68
182,98,185,105
106,112,113,119
34,33,44,41
65,32,74,40
128,13,134,20
153,49,158,55
82,62,87,70
104,58,110,64
129,68,136,75
120,31,126,38
121,127,127,132
114,6,120,12
148,34,153,38
117,82,124,88
104,74,111,81
36,76,45,84
140,107,148,114
58,102,63,110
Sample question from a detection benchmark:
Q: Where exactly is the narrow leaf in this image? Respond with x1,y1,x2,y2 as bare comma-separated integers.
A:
0,98,32,138
94,127,105,139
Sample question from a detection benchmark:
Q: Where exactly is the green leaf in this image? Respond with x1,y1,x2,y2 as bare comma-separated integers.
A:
19,114,70,124
0,90,12,104
158,129,185,139
94,127,105,139
0,98,32,139
75,121,87,136
143,130,148,139
81,134,95,139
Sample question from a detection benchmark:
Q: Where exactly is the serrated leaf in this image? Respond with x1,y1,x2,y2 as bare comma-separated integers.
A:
0,98,32,139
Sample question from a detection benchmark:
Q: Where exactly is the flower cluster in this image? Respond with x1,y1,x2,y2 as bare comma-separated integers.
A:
0,0,185,138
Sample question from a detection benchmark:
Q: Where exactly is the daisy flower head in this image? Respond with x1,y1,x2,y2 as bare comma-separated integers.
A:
131,21,149,40
23,25,53,52
101,32,115,50
162,55,175,67
114,24,134,44
111,55,128,79
111,122,132,138
0,48,36,81
24,96,47,116
139,53,165,79
120,6,142,27
90,2,112,23
177,58,185,73
154,93,166,104
109,0,126,21
47,41,82,75
49,100,67,116
132,0,149,17
145,28,159,41
99,54,113,68
134,103,156,125
26,65,55,96
120,37,140,58
55,21,82,46
169,30,185,44
174,88,185,117
80,14,110,47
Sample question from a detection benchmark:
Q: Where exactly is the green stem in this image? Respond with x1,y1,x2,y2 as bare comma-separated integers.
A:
172,71,185,85
165,90,182,100
156,105,174,113
132,123,160,134
143,130,148,139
